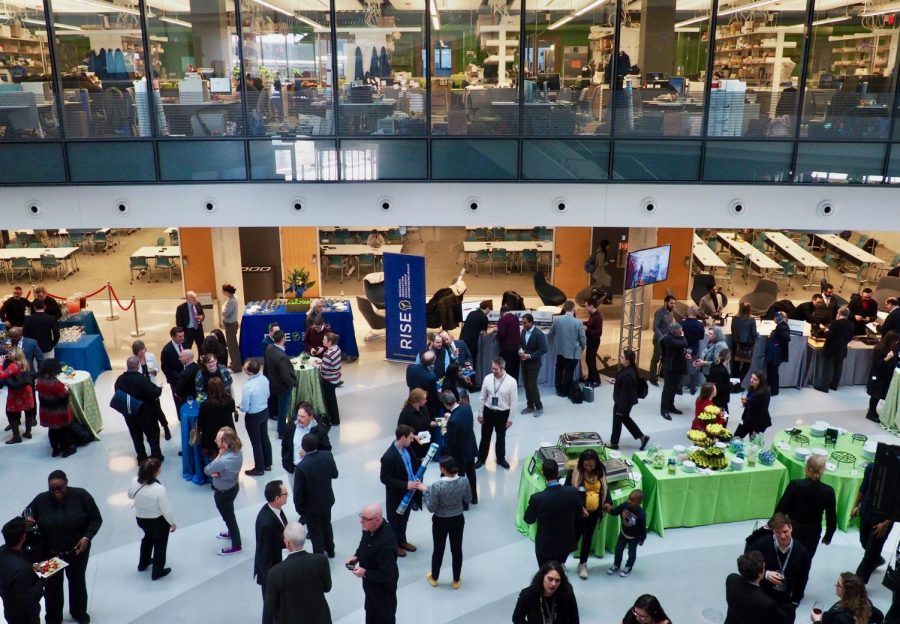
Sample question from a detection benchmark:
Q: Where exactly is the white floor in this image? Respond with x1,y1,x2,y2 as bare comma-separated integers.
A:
0,297,897,624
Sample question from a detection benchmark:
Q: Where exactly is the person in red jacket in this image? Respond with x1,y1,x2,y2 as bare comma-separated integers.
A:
0,348,35,444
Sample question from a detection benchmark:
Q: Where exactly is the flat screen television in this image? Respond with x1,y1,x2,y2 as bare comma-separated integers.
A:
625,245,671,290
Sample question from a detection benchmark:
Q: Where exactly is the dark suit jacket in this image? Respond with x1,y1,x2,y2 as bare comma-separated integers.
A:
443,404,478,465
175,363,199,401
823,318,855,359
848,296,879,335
405,363,439,417
724,573,786,624
523,483,582,558
747,534,811,604
264,551,332,624
0,545,43,621
160,342,184,386
293,449,338,518
460,309,489,356
660,333,688,375
450,339,474,366
769,321,791,365
175,301,204,335
114,370,163,419
879,307,900,335
281,422,332,473
793,302,831,326
380,443,421,514
11,337,43,375
254,504,288,586
265,344,297,395
520,326,548,370
23,311,59,353
775,478,837,542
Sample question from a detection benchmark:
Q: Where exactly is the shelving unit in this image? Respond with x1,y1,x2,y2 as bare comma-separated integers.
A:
828,30,899,77
0,34,49,74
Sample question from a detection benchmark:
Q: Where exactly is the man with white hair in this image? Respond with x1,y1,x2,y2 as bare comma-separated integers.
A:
347,503,399,624
263,522,332,624
175,291,205,350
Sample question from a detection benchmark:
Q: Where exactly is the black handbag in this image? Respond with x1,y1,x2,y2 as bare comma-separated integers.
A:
734,342,754,363
883,565,897,592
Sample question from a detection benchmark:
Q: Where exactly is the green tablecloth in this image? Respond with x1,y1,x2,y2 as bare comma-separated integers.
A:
634,450,788,537
60,370,102,441
515,448,642,557
289,360,326,417
882,369,900,434
772,426,866,531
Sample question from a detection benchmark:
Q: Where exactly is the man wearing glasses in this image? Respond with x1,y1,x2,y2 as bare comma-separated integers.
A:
347,503,399,624
255,480,289,614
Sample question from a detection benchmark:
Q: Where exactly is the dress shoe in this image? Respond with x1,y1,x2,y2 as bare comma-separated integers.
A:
265,466,272,471
532,409,543,418
400,542,417,552
497,459,510,469
22,431,31,439
639,436,650,451
327,551,335,559
866,412,881,423
473,460,485,469
244,469,265,476
74,614,91,624
521,407,534,415
606,443,619,450
670,408,683,415
138,563,150,572
395,548,407,557
5,436,22,444
152,568,172,580
661,413,672,421
163,427,172,441
51,448,61,457
815,386,829,393
649,378,659,387
3,425,9,431
829,385,839,391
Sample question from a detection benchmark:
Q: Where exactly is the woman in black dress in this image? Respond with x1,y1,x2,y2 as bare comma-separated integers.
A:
442,363,476,406
865,331,898,423
706,348,732,412
398,388,435,460
197,377,235,458
512,561,579,624
735,370,771,439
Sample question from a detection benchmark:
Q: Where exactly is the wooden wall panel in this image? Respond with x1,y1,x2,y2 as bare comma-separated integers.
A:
179,227,216,295
652,227,692,300
280,227,321,297
553,227,592,299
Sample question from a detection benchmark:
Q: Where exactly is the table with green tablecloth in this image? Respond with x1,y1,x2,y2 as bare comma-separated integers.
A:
515,447,642,557
289,358,326,417
772,426,866,531
59,370,102,441
634,450,788,537
882,369,900,434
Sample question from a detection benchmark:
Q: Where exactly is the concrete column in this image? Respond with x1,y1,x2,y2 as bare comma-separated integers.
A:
638,0,677,77
189,0,231,76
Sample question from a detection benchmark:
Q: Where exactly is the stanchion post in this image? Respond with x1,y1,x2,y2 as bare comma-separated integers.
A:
129,296,144,337
105,281,119,321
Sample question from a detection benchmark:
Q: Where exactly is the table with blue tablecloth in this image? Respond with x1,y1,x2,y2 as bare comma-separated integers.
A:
180,400,209,486
55,334,111,381
239,302,359,360
59,310,103,339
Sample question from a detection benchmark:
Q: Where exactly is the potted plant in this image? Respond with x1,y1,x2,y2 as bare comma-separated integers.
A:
285,267,315,297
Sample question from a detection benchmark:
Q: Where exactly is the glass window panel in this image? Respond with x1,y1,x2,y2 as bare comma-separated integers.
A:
431,139,517,179
887,144,900,183
340,139,426,179
522,139,609,179
612,139,700,179
794,141,886,183
710,7,805,137
158,139,246,179
249,138,336,179
238,0,333,137
50,0,151,138
67,141,156,181
703,140,792,181
430,7,521,135
615,0,710,137
336,0,425,136
801,8,897,140
521,0,615,136
0,9,59,139
0,143,64,182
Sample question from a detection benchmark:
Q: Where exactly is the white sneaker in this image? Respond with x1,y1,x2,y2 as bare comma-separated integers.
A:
577,563,588,579
619,567,632,577
607,565,619,575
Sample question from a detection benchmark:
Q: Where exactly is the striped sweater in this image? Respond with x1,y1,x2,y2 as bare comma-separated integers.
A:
320,346,342,384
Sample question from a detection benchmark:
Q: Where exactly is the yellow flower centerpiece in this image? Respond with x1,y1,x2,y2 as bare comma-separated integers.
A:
697,405,722,422
687,430,712,447
705,423,733,441
689,446,729,470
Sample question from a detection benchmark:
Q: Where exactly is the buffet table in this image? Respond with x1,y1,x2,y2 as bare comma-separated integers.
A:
515,447,641,556
633,450,788,536
55,334,112,381
803,339,874,388
180,400,209,486
59,310,103,339
882,369,900,434
238,302,359,360
289,357,327,417
59,370,102,441
772,426,866,531
477,332,582,388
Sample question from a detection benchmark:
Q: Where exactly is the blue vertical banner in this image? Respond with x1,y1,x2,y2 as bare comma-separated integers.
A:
383,252,426,362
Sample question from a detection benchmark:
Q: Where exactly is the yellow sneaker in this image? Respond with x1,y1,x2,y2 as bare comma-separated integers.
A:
426,573,438,587
452,578,461,590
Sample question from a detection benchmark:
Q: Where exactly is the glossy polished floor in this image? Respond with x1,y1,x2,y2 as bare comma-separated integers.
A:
0,298,897,624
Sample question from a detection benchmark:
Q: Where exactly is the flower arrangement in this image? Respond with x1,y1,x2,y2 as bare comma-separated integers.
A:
687,430,712,447
285,267,316,297
697,405,723,421
689,447,728,470
705,423,733,441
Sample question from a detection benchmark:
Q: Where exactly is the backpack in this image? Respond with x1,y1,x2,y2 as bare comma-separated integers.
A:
584,256,596,274
636,375,649,400
569,382,584,404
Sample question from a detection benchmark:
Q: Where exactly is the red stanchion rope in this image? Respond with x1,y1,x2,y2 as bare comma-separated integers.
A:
107,285,135,312
45,284,108,301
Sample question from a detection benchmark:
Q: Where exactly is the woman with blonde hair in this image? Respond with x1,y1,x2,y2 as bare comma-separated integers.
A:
204,426,244,556
811,572,882,624
0,347,34,444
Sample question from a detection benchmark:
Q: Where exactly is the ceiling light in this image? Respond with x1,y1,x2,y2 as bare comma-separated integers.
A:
253,0,293,18
295,14,322,28
675,26,701,31
72,0,140,15
574,0,609,16
548,14,573,29
160,15,191,27
861,1,900,15
429,0,440,29
812,14,850,23
674,14,709,26
717,0,778,16
22,17,82,30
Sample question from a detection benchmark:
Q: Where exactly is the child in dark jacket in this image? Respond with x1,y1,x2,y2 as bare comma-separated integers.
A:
608,489,647,577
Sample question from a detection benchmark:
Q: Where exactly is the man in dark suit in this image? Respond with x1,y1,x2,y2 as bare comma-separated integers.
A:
7,328,43,428
281,403,332,475
879,297,900,335
746,513,811,623
264,523,331,624
380,425,421,557
459,300,492,362
265,330,297,439
792,294,831,330
255,480,289,605
821,282,840,321
495,306,522,382
815,307,855,393
30,287,61,321
524,460,582,566
23,299,58,357
175,350,199,403
262,323,281,422
0,516,44,624
0,286,30,328
160,327,186,414
405,352,438,418
439,330,474,368
174,291,205,350
521,313,548,417
114,356,164,462
659,322,688,420
440,389,478,504
347,503,398,624
848,288,879,335
724,551,787,624
294,434,338,557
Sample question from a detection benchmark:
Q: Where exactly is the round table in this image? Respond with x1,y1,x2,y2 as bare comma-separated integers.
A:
772,426,866,531
881,368,900,434
58,370,102,440
289,358,326,417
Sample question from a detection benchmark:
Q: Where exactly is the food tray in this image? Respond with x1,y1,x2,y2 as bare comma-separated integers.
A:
33,557,67,578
